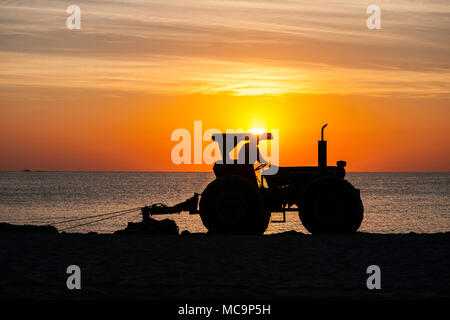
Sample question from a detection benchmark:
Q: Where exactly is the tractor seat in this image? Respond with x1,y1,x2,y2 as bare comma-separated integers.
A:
212,163,258,185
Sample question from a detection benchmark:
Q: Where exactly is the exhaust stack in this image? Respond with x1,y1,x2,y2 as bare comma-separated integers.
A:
318,124,327,167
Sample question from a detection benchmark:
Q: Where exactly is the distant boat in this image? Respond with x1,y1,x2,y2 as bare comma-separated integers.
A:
23,169,32,172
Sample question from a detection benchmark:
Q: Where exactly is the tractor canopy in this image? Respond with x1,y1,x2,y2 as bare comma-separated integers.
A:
211,132,272,164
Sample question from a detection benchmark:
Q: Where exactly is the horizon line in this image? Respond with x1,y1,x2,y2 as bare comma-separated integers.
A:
1,170,449,174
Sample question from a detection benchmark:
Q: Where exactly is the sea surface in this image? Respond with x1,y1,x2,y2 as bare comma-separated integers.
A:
0,172,448,234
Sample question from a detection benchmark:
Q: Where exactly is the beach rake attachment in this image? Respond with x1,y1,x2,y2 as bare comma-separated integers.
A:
141,193,199,222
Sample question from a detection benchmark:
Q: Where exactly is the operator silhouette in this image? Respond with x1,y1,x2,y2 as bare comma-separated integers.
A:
237,141,268,165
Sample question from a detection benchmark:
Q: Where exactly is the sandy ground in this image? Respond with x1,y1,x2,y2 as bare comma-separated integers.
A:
0,231,448,299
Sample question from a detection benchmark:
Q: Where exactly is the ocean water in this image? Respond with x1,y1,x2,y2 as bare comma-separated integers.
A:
0,172,448,234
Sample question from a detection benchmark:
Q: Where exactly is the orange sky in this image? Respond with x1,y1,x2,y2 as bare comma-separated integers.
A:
0,1,449,172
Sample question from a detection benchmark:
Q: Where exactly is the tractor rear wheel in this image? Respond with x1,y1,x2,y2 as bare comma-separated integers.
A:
298,177,363,234
199,175,270,234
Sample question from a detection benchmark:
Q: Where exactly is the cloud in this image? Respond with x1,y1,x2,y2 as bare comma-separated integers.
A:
0,0,449,96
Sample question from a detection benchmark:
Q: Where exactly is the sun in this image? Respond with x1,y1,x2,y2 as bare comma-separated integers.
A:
249,128,265,135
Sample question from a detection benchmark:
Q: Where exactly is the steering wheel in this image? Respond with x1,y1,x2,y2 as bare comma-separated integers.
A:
254,162,269,171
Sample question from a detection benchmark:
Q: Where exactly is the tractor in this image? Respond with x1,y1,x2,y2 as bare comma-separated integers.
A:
142,125,364,234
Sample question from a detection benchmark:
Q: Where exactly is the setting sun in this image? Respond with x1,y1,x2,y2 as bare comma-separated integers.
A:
249,128,265,135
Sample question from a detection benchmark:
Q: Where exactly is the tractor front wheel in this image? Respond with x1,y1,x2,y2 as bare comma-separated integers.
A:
199,175,270,234
298,177,364,234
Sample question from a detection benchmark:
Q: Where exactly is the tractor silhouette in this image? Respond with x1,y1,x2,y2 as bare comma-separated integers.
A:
142,125,364,234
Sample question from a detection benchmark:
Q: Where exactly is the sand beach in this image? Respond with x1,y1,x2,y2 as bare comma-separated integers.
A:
0,231,448,299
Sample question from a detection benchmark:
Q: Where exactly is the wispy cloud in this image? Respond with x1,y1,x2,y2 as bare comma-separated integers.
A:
1,0,449,96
